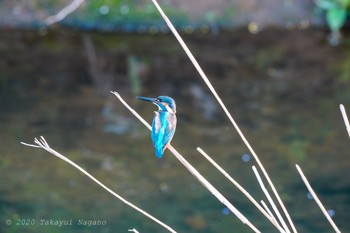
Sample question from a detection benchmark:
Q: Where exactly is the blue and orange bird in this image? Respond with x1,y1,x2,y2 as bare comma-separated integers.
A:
137,96,177,158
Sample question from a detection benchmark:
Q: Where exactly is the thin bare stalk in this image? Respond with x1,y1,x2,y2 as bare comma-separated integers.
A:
128,229,140,233
339,104,350,139
295,164,341,233
111,91,261,233
45,0,85,25
252,166,290,233
261,200,278,224
21,137,177,233
197,147,286,233
150,1,297,232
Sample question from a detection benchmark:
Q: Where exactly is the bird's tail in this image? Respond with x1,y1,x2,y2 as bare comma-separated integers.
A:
155,146,165,158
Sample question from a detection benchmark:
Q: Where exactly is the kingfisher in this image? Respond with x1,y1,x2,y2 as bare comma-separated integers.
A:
137,96,177,158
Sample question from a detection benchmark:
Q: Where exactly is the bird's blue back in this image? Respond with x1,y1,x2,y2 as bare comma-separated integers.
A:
151,110,177,158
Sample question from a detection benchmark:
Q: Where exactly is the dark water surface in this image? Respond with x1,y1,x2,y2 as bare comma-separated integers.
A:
1,28,350,233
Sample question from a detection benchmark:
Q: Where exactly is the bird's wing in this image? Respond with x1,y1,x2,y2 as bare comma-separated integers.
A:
162,113,176,146
151,112,176,158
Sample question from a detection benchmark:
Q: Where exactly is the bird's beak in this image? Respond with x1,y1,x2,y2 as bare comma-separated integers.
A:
136,96,156,103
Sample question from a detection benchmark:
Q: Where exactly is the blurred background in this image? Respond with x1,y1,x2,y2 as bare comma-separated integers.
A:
1,0,350,232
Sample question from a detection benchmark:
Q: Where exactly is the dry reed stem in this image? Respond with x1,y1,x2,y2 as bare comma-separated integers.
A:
252,166,290,233
339,104,350,138
45,0,85,25
261,200,278,224
197,147,286,232
111,91,261,233
21,137,177,233
295,165,341,233
150,1,297,232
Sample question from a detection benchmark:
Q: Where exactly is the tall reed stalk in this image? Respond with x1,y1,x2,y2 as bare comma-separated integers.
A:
21,137,177,233
147,1,343,232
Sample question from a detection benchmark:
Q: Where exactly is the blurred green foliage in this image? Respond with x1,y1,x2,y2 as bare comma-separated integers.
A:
315,0,350,45
68,0,188,31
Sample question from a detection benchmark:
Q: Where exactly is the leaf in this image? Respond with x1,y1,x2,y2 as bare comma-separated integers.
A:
340,0,350,7
326,7,347,31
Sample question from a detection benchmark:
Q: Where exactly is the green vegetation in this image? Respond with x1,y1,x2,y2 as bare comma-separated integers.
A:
315,0,350,45
70,0,188,31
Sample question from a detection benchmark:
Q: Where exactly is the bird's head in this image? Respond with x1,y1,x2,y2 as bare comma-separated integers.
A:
137,95,176,114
